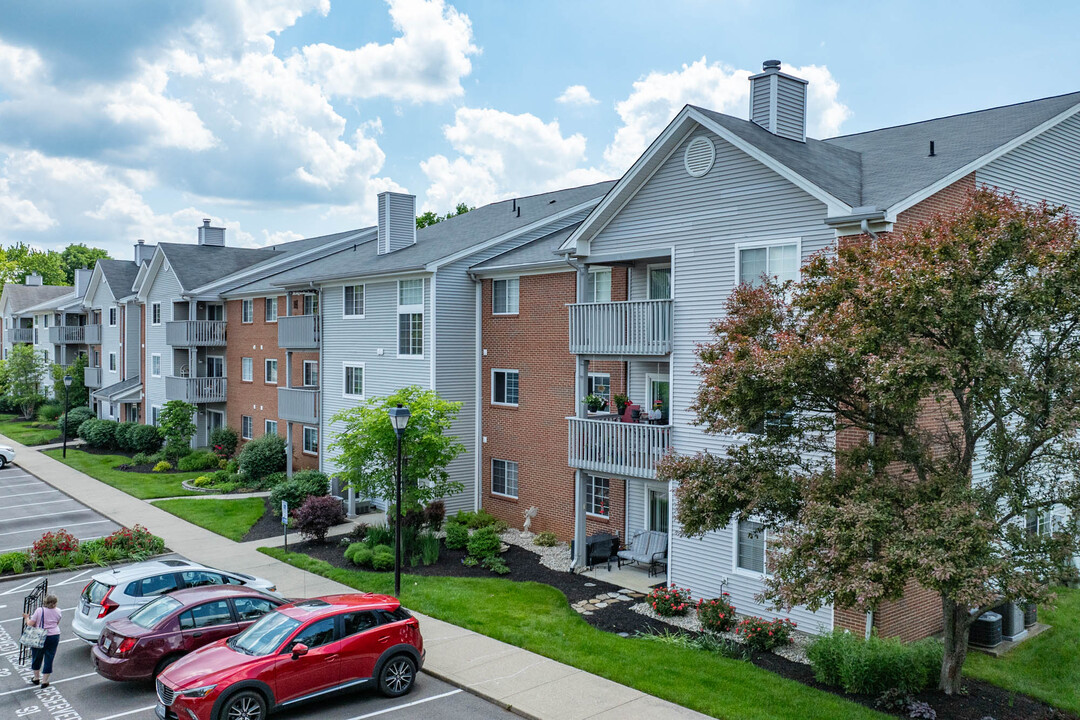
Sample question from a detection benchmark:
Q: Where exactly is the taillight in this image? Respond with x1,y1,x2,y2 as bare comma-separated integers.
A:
97,588,118,619
116,637,137,655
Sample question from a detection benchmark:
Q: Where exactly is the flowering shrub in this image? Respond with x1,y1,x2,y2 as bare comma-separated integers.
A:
696,593,737,633
735,616,796,651
32,530,79,561
647,585,692,617
104,525,164,556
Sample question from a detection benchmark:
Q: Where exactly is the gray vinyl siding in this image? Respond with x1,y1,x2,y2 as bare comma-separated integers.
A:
144,263,182,431
586,127,835,632
976,111,1080,213
776,79,806,141
124,301,141,381
88,280,122,393
751,78,771,129
627,479,646,538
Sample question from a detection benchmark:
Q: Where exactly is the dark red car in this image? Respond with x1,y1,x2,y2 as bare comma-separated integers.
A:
155,594,423,720
93,586,285,681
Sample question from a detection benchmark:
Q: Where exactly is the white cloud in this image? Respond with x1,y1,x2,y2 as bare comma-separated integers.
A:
0,178,56,232
420,107,608,211
300,0,478,103
557,84,599,106
796,64,852,138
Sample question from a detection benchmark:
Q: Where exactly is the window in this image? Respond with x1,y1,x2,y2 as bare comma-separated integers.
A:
234,596,277,622
182,570,225,588
736,519,766,573
648,265,672,300
303,426,318,455
207,304,224,321
303,361,318,387
151,406,161,426
585,476,610,517
241,415,253,440
265,359,278,384
206,356,224,378
151,303,161,325
492,369,519,406
265,419,278,436
151,353,161,377
109,307,117,326
138,573,179,597
302,293,319,316
241,299,254,323
343,285,365,318
179,600,233,631
105,352,115,372
343,363,364,398
342,611,380,637
493,278,519,315
242,357,253,382
208,410,224,434
491,459,518,498
290,617,337,650
738,242,799,287
264,297,278,322
648,488,669,533
587,373,611,405
586,268,611,303
748,410,793,436
397,279,423,357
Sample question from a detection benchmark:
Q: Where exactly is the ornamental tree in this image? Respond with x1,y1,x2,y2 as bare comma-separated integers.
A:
330,385,466,513
158,400,197,457
660,188,1080,693
1,343,49,417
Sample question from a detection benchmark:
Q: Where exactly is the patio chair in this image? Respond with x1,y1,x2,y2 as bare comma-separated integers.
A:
616,530,668,577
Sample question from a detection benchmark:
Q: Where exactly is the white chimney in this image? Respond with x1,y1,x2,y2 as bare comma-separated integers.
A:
25,272,42,286
377,192,417,255
749,60,808,142
197,219,225,246
134,239,148,265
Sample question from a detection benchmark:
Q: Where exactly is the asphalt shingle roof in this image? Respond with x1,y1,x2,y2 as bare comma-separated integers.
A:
97,259,145,298
470,223,580,273
158,243,280,291
1,284,73,314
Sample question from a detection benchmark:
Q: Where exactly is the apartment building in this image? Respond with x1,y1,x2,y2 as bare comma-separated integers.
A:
0,274,71,362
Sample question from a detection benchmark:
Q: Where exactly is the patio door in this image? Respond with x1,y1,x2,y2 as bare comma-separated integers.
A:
647,488,669,534
646,373,670,423
207,410,225,435
206,304,224,321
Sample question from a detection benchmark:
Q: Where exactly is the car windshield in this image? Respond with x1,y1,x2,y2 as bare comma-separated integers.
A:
229,611,301,656
83,580,113,605
128,596,183,629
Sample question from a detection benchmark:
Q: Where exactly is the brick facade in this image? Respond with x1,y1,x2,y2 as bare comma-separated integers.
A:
480,269,628,542
225,295,318,470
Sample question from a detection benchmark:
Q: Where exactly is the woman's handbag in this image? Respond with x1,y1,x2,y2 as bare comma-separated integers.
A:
19,624,47,649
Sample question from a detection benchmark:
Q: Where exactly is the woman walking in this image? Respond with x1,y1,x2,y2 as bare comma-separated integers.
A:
23,594,61,687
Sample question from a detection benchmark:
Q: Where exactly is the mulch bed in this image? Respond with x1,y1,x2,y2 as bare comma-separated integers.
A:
279,535,1075,720
243,497,288,542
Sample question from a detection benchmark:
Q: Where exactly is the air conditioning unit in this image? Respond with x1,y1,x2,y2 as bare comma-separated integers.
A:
969,611,1002,648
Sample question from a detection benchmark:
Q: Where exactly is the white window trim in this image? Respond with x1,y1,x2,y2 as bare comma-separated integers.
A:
265,419,278,436
731,516,769,577
587,372,611,404
264,358,278,385
644,481,669,532
396,279,424,360
491,458,519,499
108,352,117,372
264,297,278,323
734,238,803,288
491,368,519,407
302,360,318,387
206,355,225,379
302,425,319,455
108,307,118,327
151,353,161,378
342,284,366,320
151,302,162,326
492,277,520,316
241,299,254,324
207,410,225,434
586,267,612,303
585,475,611,518
241,357,253,382
241,415,253,440
342,362,365,400
151,405,161,427
646,262,672,300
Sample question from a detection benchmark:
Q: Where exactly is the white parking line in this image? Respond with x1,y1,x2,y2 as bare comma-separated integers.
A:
94,707,158,720
0,519,114,537
0,670,98,696
0,498,79,511
0,490,60,499
347,689,462,719
53,567,98,586
0,482,49,488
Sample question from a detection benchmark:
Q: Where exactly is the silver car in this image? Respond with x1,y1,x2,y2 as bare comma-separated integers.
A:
0,444,15,468
72,558,281,642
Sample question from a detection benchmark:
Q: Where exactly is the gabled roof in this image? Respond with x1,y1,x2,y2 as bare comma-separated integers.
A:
93,375,141,402
265,181,616,287
470,224,579,275
0,283,72,315
96,259,144,302
158,243,279,291
21,289,78,314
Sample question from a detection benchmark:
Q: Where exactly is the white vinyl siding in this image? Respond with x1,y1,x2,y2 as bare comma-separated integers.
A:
343,363,364,399
343,285,365,318
976,111,1080,214
492,278,519,315
241,357,253,382
491,369,519,406
491,459,518,498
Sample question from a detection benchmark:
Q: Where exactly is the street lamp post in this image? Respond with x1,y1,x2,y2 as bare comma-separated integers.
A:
62,374,73,459
388,403,411,598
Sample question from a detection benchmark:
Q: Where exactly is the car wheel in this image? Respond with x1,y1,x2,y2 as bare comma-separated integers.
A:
220,690,267,720
153,654,181,678
0,456,7,469
378,654,416,697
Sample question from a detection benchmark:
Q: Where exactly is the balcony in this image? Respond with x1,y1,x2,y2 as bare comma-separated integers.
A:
166,320,227,347
569,299,673,356
49,324,100,344
9,327,33,344
278,315,319,349
84,367,102,388
278,387,319,425
567,416,672,480
165,375,227,404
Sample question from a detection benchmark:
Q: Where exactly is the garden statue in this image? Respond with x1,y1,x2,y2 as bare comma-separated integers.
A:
522,506,538,536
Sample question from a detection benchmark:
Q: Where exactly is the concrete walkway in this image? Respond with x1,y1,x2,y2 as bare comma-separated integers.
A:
2,437,709,720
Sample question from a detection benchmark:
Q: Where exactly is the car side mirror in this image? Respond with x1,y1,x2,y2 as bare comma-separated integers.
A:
291,643,309,659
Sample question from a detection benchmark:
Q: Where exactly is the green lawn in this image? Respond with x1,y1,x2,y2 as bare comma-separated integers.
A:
261,548,887,720
966,586,1080,714
0,413,62,445
151,498,265,541
43,449,203,499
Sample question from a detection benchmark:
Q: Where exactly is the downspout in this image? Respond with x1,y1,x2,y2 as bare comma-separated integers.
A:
865,423,876,639
860,219,879,241
468,271,482,513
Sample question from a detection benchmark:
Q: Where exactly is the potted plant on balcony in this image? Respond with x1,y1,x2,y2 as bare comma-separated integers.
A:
583,394,608,413
613,393,631,415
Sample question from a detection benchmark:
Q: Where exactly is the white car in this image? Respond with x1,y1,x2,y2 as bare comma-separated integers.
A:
0,445,15,469
72,558,281,643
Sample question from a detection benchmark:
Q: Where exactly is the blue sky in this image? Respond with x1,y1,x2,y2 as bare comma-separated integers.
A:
0,0,1076,258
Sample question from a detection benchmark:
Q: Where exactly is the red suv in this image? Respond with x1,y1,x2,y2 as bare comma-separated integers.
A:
93,586,285,681
155,594,423,720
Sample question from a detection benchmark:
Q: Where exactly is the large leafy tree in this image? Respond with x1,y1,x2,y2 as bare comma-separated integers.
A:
1,344,50,417
51,354,89,409
661,188,1080,693
60,244,111,284
416,203,472,229
330,385,465,511
0,242,110,286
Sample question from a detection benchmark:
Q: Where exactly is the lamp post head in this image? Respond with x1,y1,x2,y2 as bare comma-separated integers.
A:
63,375,73,388
388,403,411,437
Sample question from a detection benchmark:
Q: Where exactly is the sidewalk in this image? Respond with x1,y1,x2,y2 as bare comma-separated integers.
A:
3,437,709,720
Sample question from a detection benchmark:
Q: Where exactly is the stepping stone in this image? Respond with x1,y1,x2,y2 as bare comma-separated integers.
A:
582,611,594,616
584,582,596,587
595,602,607,608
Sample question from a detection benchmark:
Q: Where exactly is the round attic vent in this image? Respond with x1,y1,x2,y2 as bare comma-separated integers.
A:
684,136,715,178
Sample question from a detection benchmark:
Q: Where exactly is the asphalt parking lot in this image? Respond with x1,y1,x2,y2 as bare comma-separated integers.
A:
0,463,120,553
0,565,517,720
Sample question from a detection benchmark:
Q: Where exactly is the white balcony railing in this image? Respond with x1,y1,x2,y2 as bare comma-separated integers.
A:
48,325,94,344
278,387,319,425
83,367,102,388
278,315,319,349
165,375,227,404
568,299,673,356
165,320,227,347
9,327,34,343
567,416,672,480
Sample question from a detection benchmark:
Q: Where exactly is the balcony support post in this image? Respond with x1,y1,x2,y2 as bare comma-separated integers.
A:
572,469,588,571
285,421,294,479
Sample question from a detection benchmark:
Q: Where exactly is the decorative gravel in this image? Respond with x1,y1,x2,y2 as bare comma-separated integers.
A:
500,529,572,572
